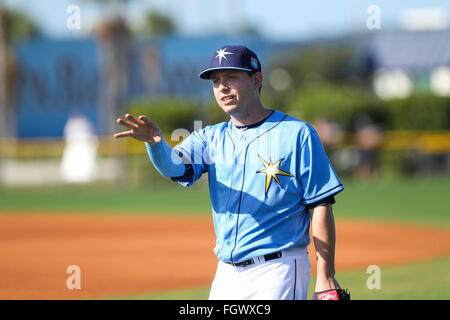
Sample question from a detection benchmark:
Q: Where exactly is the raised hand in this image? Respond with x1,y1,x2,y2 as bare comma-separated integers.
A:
114,114,163,146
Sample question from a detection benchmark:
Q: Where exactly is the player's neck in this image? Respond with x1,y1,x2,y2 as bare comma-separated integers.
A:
229,102,271,127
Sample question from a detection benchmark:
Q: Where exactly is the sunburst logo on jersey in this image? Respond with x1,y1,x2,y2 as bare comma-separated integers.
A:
257,155,293,194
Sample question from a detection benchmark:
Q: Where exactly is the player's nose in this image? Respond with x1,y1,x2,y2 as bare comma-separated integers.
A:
217,81,230,92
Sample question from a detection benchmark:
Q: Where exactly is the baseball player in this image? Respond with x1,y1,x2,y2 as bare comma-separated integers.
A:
114,45,349,300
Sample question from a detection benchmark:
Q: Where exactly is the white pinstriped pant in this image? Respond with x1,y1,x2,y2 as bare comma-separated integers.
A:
209,247,310,300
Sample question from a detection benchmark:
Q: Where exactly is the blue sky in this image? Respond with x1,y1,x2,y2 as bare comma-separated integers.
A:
3,0,450,40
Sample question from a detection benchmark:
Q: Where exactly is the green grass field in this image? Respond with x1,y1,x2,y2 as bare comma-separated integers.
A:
1,176,449,299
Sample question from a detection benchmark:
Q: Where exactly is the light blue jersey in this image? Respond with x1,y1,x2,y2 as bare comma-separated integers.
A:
172,110,343,263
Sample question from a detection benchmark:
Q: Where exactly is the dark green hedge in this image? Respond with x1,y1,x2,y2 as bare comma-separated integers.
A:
385,94,450,130
125,98,201,133
125,97,232,134
286,84,450,131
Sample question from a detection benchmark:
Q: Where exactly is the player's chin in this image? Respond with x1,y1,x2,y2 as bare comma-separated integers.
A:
219,101,239,114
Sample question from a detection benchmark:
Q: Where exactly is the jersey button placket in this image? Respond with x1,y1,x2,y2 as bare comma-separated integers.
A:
229,131,248,262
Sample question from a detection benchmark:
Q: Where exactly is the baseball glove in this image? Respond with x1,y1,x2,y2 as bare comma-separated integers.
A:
312,289,351,300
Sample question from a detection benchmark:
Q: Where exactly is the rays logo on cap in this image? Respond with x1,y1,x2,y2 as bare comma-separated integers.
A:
251,57,259,69
199,45,262,79
216,48,234,64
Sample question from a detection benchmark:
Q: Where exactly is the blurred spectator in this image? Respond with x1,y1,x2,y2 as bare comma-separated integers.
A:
353,114,384,181
313,117,343,156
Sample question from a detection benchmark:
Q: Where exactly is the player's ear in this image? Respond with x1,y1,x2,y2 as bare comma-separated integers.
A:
252,72,263,93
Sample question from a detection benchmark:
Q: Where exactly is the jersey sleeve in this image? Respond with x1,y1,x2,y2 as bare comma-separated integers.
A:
171,129,209,187
298,128,344,204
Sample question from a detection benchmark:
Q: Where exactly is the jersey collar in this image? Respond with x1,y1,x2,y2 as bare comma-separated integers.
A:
229,110,285,132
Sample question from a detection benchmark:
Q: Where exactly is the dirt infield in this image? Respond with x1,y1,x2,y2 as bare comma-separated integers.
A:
0,213,449,300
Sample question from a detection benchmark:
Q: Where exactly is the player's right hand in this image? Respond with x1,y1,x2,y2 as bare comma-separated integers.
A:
114,114,163,146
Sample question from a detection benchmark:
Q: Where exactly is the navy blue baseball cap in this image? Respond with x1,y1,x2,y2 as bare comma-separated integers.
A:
199,45,262,79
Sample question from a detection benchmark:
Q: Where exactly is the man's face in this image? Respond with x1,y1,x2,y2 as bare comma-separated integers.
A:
211,70,259,116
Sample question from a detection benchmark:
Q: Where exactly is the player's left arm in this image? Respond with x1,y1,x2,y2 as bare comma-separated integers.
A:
308,204,341,292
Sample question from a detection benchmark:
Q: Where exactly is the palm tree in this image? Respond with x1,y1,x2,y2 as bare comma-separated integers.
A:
0,5,40,139
80,0,133,136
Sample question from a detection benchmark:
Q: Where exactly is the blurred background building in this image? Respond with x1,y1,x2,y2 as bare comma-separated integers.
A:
0,0,449,186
